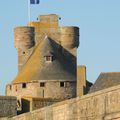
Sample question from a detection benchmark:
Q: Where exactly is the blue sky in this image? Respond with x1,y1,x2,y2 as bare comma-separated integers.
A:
0,0,120,95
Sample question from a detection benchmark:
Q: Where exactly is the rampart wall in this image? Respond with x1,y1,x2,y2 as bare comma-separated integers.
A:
0,96,17,118
4,84,120,120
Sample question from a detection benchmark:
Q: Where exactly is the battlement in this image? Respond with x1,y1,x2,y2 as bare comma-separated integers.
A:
29,14,59,28
38,14,59,24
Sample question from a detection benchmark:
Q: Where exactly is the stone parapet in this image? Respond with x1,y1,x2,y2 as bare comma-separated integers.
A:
0,96,17,118
6,85,120,120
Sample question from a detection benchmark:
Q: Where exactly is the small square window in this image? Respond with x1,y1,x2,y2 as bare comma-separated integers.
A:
46,56,51,61
45,56,53,62
40,82,45,87
60,82,65,87
22,83,26,88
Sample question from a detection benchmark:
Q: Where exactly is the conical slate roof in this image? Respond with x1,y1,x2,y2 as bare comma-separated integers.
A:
12,37,76,84
89,72,120,93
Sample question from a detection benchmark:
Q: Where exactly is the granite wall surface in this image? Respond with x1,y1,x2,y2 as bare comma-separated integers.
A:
0,96,17,118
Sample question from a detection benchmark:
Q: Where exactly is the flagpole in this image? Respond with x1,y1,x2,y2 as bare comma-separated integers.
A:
28,0,31,23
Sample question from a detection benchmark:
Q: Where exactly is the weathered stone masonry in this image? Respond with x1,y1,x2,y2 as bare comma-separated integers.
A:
6,84,120,120
0,96,17,118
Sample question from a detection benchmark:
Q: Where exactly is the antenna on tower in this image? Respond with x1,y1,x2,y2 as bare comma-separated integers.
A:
28,0,31,22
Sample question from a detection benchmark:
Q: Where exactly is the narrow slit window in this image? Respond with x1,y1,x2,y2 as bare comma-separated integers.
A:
9,85,12,90
15,85,17,92
60,82,65,87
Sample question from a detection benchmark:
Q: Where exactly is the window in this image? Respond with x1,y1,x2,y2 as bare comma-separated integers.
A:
40,82,45,87
23,52,25,54
60,82,65,87
45,56,53,62
9,85,12,90
22,83,26,88
15,85,17,92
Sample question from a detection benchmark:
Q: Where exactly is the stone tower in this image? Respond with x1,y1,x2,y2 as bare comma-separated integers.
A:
6,14,88,112
14,27,35,71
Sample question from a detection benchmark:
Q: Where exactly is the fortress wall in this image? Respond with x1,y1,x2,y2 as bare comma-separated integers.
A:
21,97,61,112
8,85,120,120
0,96,17,118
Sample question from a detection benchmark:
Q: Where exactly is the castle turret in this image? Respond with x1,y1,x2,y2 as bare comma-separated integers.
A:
14,27,35,71
60,27,79,56
14,27,35,50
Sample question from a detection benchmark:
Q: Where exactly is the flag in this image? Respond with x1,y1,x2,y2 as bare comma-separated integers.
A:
30,0,39,4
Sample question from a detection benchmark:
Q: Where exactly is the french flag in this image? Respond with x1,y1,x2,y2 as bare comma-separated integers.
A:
30,0,40,4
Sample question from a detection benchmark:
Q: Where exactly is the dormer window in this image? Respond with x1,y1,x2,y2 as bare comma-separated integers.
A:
45,56,53,62
44,51,54,62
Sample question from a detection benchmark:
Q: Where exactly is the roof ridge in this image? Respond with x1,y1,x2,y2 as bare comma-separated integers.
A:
101,72,120,74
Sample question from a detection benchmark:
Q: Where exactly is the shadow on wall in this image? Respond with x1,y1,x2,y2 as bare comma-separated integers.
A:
17,99,30,115
44,37,77,79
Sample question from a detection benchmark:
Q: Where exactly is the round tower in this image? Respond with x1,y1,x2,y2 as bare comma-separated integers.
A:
60,27,79,49
14,26,35,50
14,27,35,71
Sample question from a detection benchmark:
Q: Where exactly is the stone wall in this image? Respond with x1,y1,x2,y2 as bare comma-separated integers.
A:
0,96,17,118
6,80,76,100
22,97,61,112
6,85,120,120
